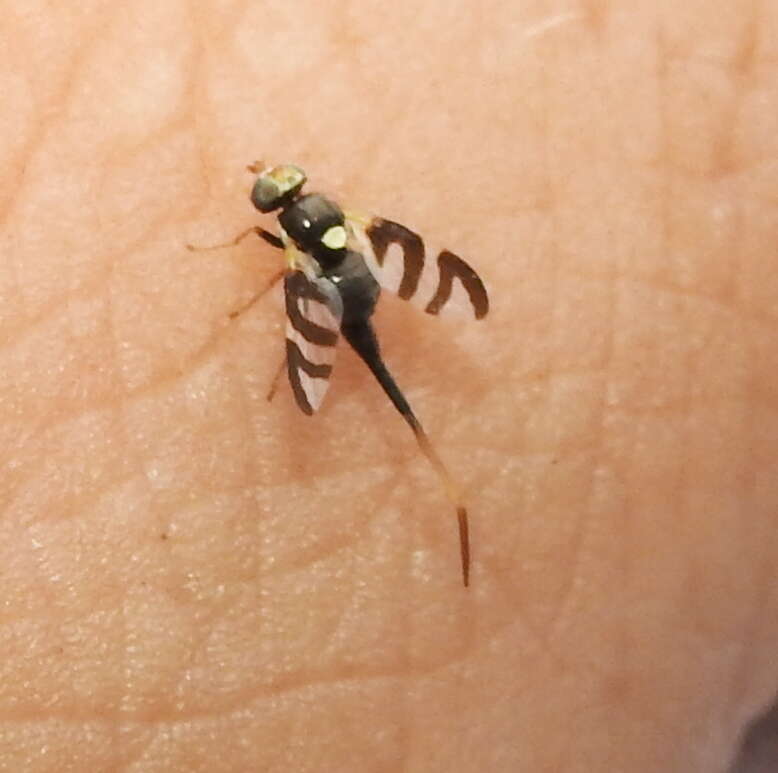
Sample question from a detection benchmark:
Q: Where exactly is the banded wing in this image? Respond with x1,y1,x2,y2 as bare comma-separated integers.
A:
284,270,343,415
347,216,489,320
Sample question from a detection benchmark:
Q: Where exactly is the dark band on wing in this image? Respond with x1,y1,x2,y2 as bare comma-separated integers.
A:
285,339,333,415
284,272,339,346
366,218,424,300
425,250,490,319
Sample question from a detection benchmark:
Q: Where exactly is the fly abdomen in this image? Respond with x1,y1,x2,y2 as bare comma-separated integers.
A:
325,250,381,326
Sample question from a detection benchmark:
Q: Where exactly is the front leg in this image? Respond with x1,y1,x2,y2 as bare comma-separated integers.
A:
186,225,283,252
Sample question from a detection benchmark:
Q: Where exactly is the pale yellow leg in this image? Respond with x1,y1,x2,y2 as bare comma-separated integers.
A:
265,356,287,402
228,268,286,320
186,226,265,253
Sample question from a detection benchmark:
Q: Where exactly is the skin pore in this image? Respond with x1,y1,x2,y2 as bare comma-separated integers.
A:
1,1,777,771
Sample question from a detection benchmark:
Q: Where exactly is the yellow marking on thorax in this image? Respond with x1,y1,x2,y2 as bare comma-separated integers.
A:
321,225,347,250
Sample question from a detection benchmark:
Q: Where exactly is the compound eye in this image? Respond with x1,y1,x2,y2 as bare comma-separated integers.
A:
250,176,282,212
249,164,307,213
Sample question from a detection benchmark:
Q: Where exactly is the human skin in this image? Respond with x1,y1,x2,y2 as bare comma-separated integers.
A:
1,1,777,771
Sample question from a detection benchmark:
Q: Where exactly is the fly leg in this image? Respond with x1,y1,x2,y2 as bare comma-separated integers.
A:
228,268,286,320
265,354,287,402
186,226,285,319
186,225,283,252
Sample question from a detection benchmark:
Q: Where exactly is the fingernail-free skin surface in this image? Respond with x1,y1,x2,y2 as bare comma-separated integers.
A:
1,2,777,771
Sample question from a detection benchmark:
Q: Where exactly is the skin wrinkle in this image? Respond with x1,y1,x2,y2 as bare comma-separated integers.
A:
539,39,623,631
724,226,772,733
653,35,745,708
523,12,582,40
657,7,764,742
727,537,775,733
545,291,617,642
8,626,476,731
0,0,777,771
0,647,453,725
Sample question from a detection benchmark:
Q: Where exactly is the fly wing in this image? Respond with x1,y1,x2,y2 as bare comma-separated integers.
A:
284,270,343,415
346,215,489,320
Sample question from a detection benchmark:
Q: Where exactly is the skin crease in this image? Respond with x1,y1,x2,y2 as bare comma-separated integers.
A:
0,0,777,770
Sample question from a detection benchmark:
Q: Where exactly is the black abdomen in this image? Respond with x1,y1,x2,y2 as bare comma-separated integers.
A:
325,250,381,326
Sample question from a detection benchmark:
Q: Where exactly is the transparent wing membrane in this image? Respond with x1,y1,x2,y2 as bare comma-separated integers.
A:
347,215,489,320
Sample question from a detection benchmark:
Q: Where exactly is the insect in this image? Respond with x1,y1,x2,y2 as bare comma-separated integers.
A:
188,163,489,586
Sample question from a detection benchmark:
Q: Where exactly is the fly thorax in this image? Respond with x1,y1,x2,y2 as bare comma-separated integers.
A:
278,193,348,270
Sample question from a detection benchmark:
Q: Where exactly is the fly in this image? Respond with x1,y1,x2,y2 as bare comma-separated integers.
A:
188,163,489,586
